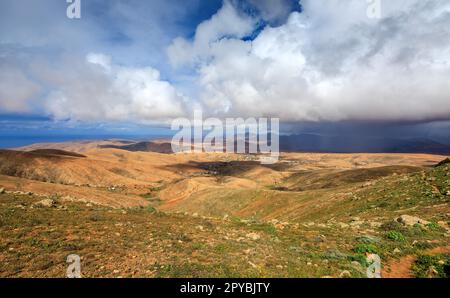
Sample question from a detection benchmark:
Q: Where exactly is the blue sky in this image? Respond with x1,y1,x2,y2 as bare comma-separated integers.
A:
0,0,450,146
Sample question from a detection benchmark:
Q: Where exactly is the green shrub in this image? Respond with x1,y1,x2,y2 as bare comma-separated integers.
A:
347,254,368,267
380,221,404,232
355,235,381,244
145,205,157,213
426,222,443,231
405,224,426,237
385,231,406,241
323,249,348,260
412,255,448,278
353,244,378,254
413,241,434,250
377,201,389,208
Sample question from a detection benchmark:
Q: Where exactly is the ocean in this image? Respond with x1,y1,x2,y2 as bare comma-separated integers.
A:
0,134,170,149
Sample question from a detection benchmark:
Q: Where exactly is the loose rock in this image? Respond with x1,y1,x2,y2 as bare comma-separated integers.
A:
246,232,261,241
396,215,429,226
33,199,55,208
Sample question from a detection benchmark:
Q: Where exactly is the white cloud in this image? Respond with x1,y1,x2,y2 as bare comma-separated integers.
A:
0,66,41,112
2,0,450,125
167,0,256,67
42,53,187,123
0,51,186,122
170,0,450,122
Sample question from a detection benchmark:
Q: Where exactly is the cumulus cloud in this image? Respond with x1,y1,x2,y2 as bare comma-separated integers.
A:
0,66,41,112
0,50,187,122
169,0,450,122
2,0,450,125
167,0,256,67
41,53,187,122
0,0,198,123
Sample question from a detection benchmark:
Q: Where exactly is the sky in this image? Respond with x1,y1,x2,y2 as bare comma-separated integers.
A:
0,0,450,145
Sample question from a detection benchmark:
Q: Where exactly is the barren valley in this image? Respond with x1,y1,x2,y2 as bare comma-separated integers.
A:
0,140,449,278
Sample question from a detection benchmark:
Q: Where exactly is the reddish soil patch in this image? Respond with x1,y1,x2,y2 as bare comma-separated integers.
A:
382,245,450,278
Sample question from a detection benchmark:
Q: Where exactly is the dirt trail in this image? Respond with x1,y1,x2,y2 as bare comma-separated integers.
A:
382,245,450,278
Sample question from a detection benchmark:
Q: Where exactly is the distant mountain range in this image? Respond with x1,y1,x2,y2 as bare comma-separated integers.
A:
279,134,450,155
96,134,450,155
98,141,173,154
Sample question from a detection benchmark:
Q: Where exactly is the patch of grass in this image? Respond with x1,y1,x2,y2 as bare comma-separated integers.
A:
380,220,404,232
322,249,348,260
385,231,406,242
139,186,164,202
191,242,205,250
412,254,449,278
377,201,390,208
250,223,277,235
353,244,378,254
140,193,154,199
426,222,444,232
347,254,369,267
380,220,428,238
214,243,230,253
145,205,157,213
355,235,380,244
405,224,427,237
413,241,435,250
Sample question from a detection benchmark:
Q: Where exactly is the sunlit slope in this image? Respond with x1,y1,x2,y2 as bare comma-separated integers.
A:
158,160,449,224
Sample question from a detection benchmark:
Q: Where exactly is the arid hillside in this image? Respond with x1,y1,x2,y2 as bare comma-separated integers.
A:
0,143,445,209
0,140,449,277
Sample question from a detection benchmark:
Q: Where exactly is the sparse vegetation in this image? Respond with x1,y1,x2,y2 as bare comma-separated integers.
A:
426,222,443,231
412,254,450,278
0,148,448,278
385,231,406,242
353,244,378,254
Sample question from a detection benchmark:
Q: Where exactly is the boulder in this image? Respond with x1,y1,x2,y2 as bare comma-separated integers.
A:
0,187,5,194
33,199,56,208
246,232,261,241
396,215,429,226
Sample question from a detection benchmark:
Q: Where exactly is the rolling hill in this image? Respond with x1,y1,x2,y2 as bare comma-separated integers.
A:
0,140,448,278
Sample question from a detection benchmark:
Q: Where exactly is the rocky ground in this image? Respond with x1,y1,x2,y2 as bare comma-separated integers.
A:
0,147,449,277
